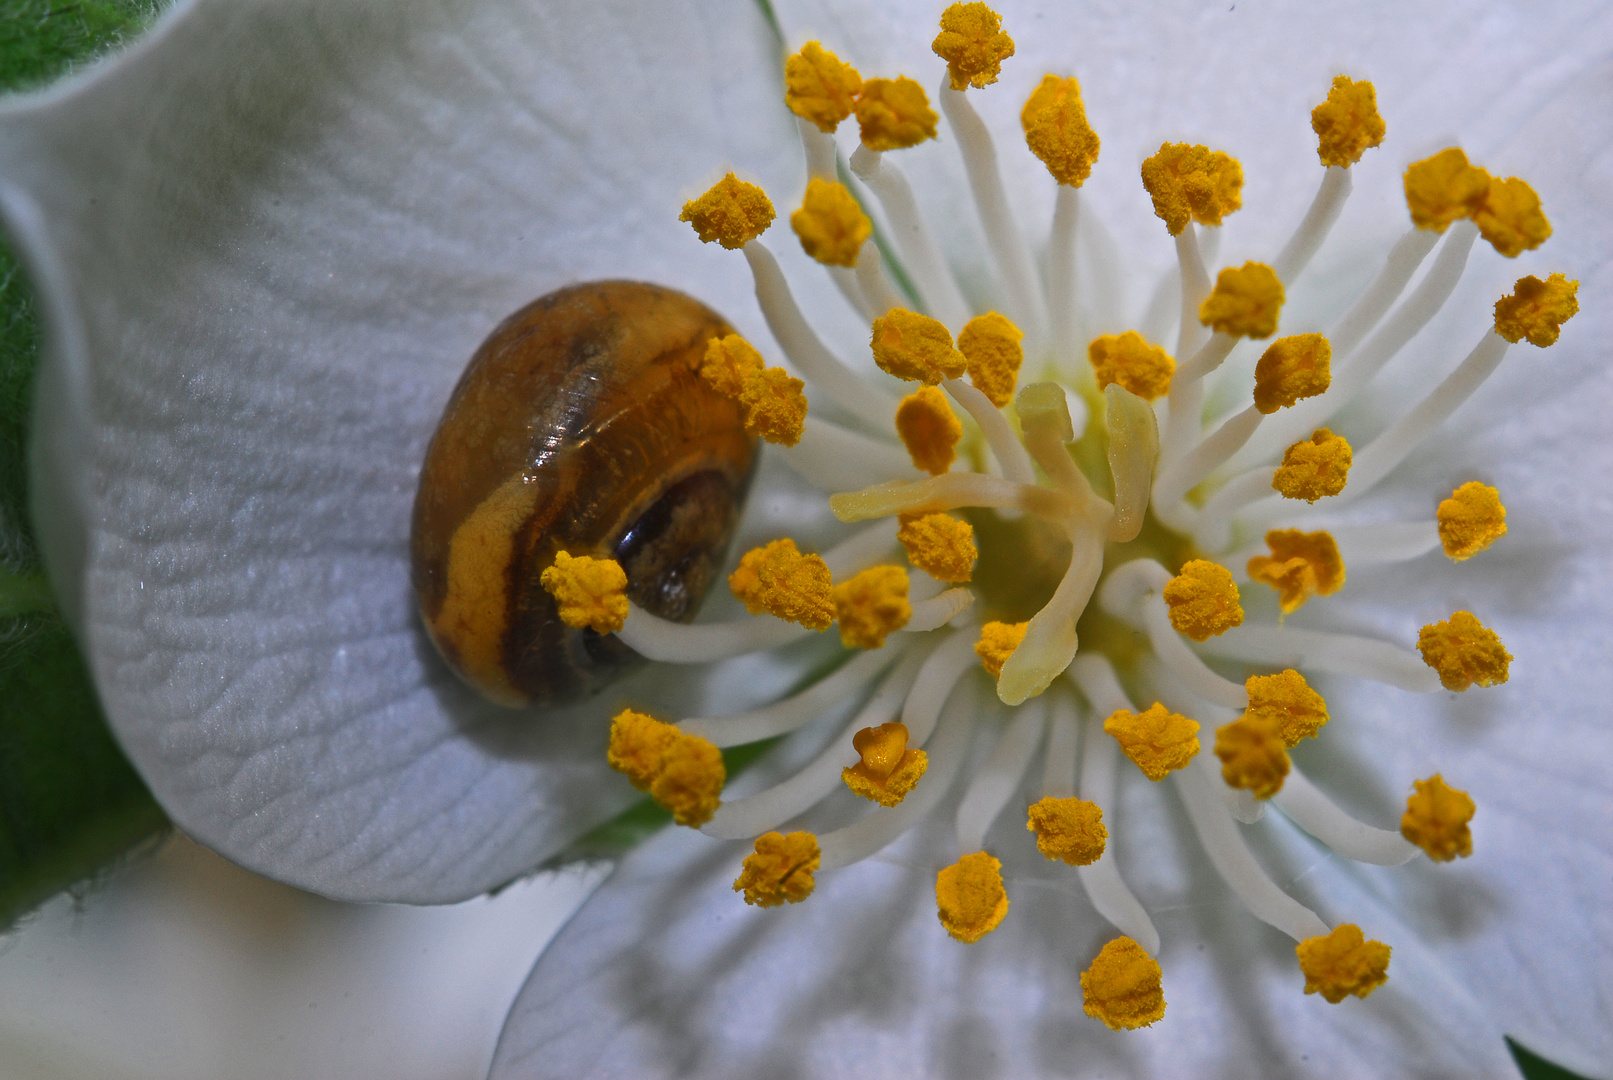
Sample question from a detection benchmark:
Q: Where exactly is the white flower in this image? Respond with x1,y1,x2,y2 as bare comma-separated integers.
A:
1,0,1608,1077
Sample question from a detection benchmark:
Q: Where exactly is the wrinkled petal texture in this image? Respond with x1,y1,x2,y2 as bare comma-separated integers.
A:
0,0,821,903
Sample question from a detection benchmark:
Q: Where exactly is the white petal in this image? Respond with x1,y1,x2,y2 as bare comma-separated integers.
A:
0,0,812,902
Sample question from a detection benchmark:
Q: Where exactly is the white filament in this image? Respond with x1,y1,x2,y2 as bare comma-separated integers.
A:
798,115,837,180
904,588,976,632
1047,185,1080,363
781,416,918,493
1174,223,1212,359
618,603,811,663
1153,403,1262,531
682,644,905,748
822,521,902,579
955,698,1048,854
1139,596,1250,710
854,238,907,316
1272,166,1352,283
1274,767,1419,866
901,629,983,744
1197,625,1440,692
848,144,972,330
942,377,1037,485
1040,690,1080,799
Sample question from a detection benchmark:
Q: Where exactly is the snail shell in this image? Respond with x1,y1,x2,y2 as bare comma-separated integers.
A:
411,281,758,707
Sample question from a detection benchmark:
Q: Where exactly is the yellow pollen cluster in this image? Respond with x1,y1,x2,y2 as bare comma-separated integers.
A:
1163,559,1244,641
1417,610,1511,691
855,76,939,151
728,538,835,630
1080,937,1166,1030
539,551,628,634
680,172,775,249
1104,703,1201,782
872,308,968,384
1311,75,1386,168
784,42,863,134
733,830,820,907
935,851,1009,943
1437,481,1507,561
957,311,1024,406
1025,796,1106,866
1087,330,1174,401
1253,333,1332,414
1245,669,1329,747
1474,175,1553,258
1401,774,1476,861
1296,924,1391,1003
791,178,872,267
975,620,1028,678
895,385,963,475
1493,272,1580,347
842,721,929,806
1247,528,1345,615
1403,147,1490,233
1140,142,1244,235
699,334,807,446
832,565,912,649
932,2,1015,91
607,709,725,828
897,512,977,583
1198,261,1284,339
1214,713,1290,799
1272,428,1352,502
1021,74,1101,187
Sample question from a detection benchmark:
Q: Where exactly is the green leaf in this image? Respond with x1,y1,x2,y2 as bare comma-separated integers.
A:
1510,1039,1597,1080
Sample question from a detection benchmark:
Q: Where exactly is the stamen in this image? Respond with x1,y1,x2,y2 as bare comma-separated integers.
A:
955,698,1046,853
844,721,929,806
1088,331,1173,401
1473,175,1552,258
699,334,807,446
1417,611,1510,691
784,42,862,135
1162,559,1244,641
1253,334,1332,414
871,307,968,384
902,630,982,743
782,416,917,492
957,311,1024,407
898,511,977,583
1404,148,1490,233
1271,427,1352,502
932,2,1015,90
796,116,839,184
1047,186,1080,361
1309,521,1439,566
1140,593,1249,709
1151,404,1262,526
823,521,905,579
791,178,871,268
1021,74,1100,188
1401,774,1476,861
943,377,1036,485
853,239,908,316
728,538,835,630
616,603,811,663
1437,481,1507,561
1081,937,1166,1030
895,385,963,475
1213,713,1290,799
1493,272,1580,346
974,620,1028,679
856,75,939,151
1273,766,1417,866
1172,224,1212,359
1104,384,1160,543
1197,624,1440,692
830,471,1077,522
1246,528,1345,614
733,831,821,907
1197,261,1284,340
538,551,628,633
1026,794,1105,865
848,146,972,328
1140,142,1244,236
833,565,912,649
680,173,775,249
1296,924,1391,1002
607,709,725,828
997,530,1104,705
935,850,1009,943
1244,669,1328,747
903,587,975,631
682,645,905,748
1104,702,1201,781
1310,75,1386,169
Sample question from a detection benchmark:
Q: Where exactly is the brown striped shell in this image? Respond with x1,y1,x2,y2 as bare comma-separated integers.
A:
410,281,758,707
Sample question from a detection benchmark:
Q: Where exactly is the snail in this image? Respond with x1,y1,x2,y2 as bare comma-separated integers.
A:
410,281,758,707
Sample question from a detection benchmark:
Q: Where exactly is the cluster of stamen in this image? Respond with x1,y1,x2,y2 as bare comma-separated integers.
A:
544,1,1581,1031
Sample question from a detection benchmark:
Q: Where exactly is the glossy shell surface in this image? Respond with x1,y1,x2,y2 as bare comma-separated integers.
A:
411,281,758,707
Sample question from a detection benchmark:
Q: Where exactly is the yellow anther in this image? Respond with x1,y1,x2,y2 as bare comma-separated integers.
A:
1214,713,1290,799
1401,774,1476,862
935,850,1009,943
842,721,928,806
791,178,872,267
1404,147,1490,232
897,512,977,583
1026,796,1106,866
784,41,863,134
1246,528,1345,615
1021,74,1101,186
1417,610,1510,691
1163,559,1244,641
539,551,628,634
1104,703,1201,782
1493,272,1579,347
975,620,1028,678
1297,925,1391,1003
832,565,912,649
932,2,1015,91
895,385,963,475
871,307,968,384
1272,428,1352,502
1198,261,1284,339
607,709,725,828
1140,142,1244,236
728,538,835,631
1310,75,1385,168
1473,175,1552,257
1080,936,1166,1030
1245,669,1329,748
1253,333,1332,414
734,831,819,907
700,335,808,446
1437,481,1507,561
1087,330,1174,401
957,311,1024,406
679,172,775,249
854,76,938,151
